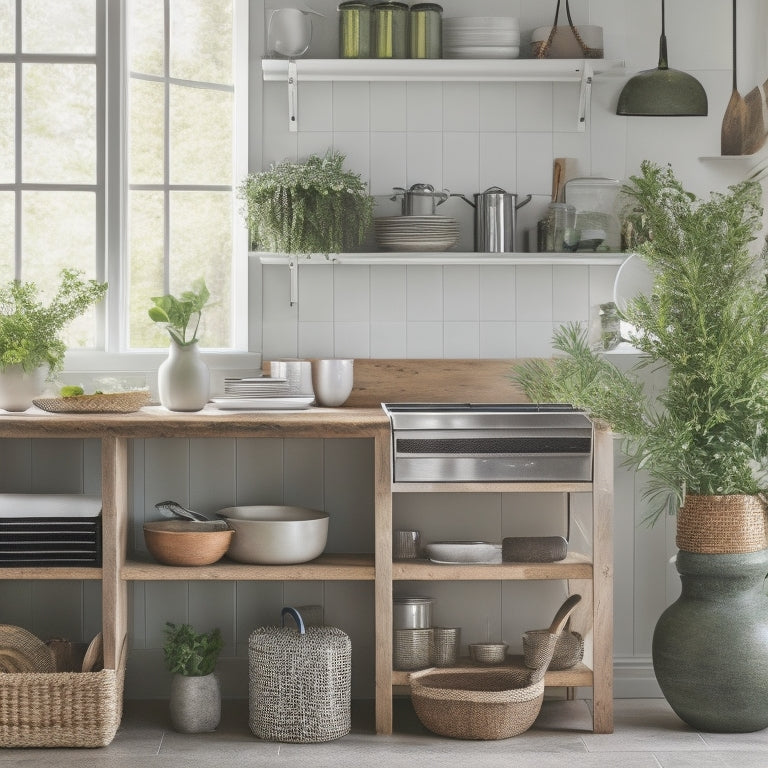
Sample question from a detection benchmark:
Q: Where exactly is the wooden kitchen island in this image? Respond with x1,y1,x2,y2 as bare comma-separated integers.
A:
0,362,614,736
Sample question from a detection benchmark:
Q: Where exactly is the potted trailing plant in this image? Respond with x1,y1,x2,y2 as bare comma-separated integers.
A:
148,278,211,412
0,269,108,411
163,622,224,733
237,150,374,255
514,160,768,733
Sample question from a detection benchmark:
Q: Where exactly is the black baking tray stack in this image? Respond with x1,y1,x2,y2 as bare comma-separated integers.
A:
0,494,102,567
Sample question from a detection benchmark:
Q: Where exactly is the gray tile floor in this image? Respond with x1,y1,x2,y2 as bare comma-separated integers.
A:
3,698,768,768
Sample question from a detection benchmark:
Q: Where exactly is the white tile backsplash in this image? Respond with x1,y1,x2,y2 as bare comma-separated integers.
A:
298,320,334,357
370,82,407,131
406,265,443,321
369,132,407,194
370,265,406,321
517,132,554,197
516,264,553,321
406,321,444,357
442,132,480,193
479,266,516,321
333,265,370,322
443,83,480,132
406,132,443,189
516,82,554,132
297,81,333,132
406,82,443,131
332,82,370,132
370,321,407,358
333,321,371,358
516,320,556,357
553,265,590,322
297,264,334,321
443,322,480,358
443,266,479,321
479,321,517,358
478,82,518,131
478,132,517,192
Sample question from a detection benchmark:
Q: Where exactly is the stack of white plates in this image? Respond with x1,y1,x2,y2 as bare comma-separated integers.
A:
223,376,290,396
374,215,460,252
443,17,520,59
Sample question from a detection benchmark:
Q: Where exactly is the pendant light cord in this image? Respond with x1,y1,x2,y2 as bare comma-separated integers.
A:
732,0,737,91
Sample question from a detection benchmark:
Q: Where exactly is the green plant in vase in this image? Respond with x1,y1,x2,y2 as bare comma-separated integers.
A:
148,278,210,346
0,269,108,411
237,150,374,255
514,160,768,733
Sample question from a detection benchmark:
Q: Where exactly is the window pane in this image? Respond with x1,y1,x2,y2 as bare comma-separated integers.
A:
128,0,164,77
0,193,13,282
0,0,13,53
22,192,98,348
0,64,13,183
22,64,96,184
170,0,233,84
169,191,231,348
169,85,232,185
129,79,164,185
22,0,95,54
128,191,166,348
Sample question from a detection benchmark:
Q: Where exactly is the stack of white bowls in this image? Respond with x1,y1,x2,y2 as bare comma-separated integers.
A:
443,17,520,59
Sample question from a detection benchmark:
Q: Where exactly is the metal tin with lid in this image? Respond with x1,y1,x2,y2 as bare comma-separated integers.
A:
410,2,442,59
372,1,409,59
338,1,372,58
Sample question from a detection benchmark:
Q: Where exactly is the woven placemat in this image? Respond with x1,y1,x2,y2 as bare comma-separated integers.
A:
0,625,56,673
33,390,150,414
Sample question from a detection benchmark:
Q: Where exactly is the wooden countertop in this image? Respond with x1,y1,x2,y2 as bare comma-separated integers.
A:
0,405,390,439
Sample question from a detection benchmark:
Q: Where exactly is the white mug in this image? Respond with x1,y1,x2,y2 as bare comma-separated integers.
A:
267,8,313,57
312,359,354,407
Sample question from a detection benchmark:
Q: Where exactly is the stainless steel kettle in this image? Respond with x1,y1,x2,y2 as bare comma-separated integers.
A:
455,187,532,252
391,183,450,216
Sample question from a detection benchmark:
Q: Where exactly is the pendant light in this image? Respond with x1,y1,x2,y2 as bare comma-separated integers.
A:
616,0,708,116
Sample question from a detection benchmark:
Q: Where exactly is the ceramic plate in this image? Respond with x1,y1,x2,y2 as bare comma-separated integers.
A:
210,396,314,410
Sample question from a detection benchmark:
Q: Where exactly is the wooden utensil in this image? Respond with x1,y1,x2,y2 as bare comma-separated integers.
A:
82,632,103,672
721,0,746,155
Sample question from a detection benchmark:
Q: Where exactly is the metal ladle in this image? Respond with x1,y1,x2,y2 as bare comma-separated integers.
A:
154,500,229,529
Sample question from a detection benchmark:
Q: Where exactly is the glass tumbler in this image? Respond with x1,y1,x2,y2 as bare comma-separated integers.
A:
409,3,442,59
372,1,409,58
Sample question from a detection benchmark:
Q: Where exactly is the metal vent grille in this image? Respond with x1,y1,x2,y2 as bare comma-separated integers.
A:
396,437,592,455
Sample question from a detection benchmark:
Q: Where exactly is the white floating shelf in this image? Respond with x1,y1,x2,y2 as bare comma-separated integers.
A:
262,58,625,132
261,57,625,83
255,251,627,266
699,146,768,181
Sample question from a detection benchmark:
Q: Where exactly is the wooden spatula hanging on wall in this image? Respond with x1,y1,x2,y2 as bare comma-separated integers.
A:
721,0,767,155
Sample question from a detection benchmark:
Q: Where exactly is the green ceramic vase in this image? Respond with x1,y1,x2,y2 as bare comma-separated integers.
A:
653,549,768,732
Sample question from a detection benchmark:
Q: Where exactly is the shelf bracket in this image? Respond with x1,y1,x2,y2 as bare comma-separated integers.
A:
288,59,298,132
577,62,593,132
288,257,298,305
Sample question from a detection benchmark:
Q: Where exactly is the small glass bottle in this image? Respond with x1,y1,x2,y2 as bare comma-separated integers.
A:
338,1,372,59
372,1,409,59
410,3,442,59
546,202,577,252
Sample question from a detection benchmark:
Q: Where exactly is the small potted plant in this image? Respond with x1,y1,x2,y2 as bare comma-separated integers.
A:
163,622,224,733
148,278,211,412
0,269,108,411
237,150,374,255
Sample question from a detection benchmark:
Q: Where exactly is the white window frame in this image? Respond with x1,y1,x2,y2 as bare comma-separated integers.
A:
70,0,255,376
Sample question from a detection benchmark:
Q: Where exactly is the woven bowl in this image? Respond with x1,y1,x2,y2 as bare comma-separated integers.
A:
143,520,233,566
522,629,584,671
469,642,508,665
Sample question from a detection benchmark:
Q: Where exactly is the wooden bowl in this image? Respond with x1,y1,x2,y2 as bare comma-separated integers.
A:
143,520,233,566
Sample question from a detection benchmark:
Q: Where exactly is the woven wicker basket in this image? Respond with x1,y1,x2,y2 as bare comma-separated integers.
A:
522,624,584,671
409,595,581,740
33,390,150,414
248,607,351,743
676,494,768,554
0,640,125,748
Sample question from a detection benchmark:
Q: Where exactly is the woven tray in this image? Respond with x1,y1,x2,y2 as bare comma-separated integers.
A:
0,625,56,673
33,390,151,414
0,638,125,748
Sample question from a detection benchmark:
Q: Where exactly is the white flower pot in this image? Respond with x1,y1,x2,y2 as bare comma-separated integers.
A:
157,340,210,412
169,673,221,733
0,365,46,412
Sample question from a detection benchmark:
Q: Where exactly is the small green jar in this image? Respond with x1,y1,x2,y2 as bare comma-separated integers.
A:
372,1,409,59
410,3,442,59
338,1,372,59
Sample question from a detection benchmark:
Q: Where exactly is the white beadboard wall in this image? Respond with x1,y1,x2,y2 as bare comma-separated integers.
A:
2,0,767,700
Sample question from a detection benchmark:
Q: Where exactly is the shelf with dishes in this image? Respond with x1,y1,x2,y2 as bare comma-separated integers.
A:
262,58,625,131
0,566,103,580
255,251,627,267
391,658,594,688
122,552,375,581
392,553,592,581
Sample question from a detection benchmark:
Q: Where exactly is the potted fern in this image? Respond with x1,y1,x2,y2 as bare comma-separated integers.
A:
0,269,108,411
514,161,768,733
237,150,374,255
164,622,223,733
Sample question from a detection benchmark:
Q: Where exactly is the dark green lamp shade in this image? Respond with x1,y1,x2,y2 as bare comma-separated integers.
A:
617,66,709,116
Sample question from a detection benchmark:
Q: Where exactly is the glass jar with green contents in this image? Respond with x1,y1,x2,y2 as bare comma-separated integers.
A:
372,1,409,59
338,1,372,58
410,3,442,59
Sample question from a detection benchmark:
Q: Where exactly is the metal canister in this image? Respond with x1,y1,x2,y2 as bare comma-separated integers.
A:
372,1,408,59
410,3,442,59
338,1,372,59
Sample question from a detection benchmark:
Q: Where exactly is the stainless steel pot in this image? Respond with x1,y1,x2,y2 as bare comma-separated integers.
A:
391,183,450,216
393,596,433,629
455,187,532,252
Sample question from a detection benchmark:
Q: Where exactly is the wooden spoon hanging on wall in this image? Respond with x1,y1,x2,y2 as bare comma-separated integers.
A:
721,0,767,155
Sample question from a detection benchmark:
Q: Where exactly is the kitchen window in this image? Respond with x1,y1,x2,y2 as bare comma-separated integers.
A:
0,0,248,358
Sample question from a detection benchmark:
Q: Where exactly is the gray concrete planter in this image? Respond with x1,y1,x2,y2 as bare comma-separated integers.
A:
169,673,221,733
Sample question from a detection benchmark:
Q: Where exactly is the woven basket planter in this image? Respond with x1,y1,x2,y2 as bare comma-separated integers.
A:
676,494,768,554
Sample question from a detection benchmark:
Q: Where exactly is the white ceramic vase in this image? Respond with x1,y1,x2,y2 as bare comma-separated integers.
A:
169,673,221,733
157,340,210,412
0,365,46,412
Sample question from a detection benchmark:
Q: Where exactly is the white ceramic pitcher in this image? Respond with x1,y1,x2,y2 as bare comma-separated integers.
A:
267,6,323,57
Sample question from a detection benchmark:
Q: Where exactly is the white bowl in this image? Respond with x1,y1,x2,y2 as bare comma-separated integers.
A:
216,505,329,564
424,541,501,564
